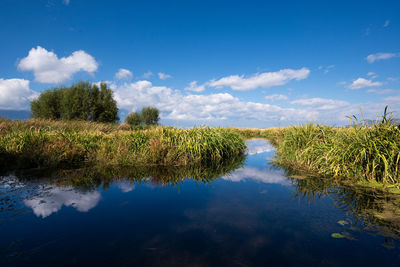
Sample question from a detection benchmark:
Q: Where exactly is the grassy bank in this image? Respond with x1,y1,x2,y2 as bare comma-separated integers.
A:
231,118,400,187
0,118,246,169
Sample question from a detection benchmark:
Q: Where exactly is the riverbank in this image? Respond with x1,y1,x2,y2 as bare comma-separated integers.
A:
0,118,246,169
231,120,400,192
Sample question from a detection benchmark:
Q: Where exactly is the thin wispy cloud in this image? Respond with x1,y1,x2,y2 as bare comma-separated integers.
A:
158,72,172,80
383,20,390,27
63,0,70,6
265,94,288,101
366,52,399,63
367,88,396,94
143,71,153,78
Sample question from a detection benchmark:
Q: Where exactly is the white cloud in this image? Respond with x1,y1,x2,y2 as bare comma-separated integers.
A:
247,139,275,155
367,88,396,94
0,78,38,110
222,166,289,186
18,46,98,84
116,181,135,193
63,0,70,5
348,78,383,90
265,94,288,101
24,186,101,218
112,80,317,122
208,67,310,91
185,81,206,92
115,68,133,80
384,20,390,27
366,52,399,63
290,97,349,110
158,72,171,80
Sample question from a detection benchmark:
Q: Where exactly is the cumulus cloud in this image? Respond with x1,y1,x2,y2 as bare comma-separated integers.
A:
24,186,101,218
185,81,206,92
158,72,171,80
348,78,383,90
113,80,317,122
0,78,38,110
208,68,310,91
290,97,349,110
18,46,98,84
366,52,399,63
115,68,133,80
265,94,288,101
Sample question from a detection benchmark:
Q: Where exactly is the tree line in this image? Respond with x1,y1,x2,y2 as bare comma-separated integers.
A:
31,81,160,125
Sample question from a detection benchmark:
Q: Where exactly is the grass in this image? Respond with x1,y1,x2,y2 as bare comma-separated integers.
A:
230,110,400,187
0,118,246,169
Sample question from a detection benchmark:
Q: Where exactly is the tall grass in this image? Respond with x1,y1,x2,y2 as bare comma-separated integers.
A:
0,119,246,169
230,110,400,186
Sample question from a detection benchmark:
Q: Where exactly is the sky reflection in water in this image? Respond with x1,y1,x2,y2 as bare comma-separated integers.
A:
1,139,400,266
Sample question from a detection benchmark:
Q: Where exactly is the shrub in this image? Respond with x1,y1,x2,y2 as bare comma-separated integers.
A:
125,112,142,126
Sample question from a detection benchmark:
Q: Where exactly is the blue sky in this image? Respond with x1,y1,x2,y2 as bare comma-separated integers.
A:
0,0,399,127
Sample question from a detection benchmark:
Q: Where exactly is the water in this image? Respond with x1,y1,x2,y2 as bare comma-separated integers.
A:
1,139,400,266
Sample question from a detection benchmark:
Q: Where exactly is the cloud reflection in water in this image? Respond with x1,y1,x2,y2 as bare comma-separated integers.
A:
24,186,101,218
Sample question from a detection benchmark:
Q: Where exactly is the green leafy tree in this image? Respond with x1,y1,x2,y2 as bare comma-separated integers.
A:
30,81,119,123
31,88,65,119
141,106,160,125
125,112,142,126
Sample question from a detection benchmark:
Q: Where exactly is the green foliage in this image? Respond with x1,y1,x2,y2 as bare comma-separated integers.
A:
141,106,160,125
230,107,400,186
0,120,246,169
125,112,142,126
125,106,160,127
30,81,119,123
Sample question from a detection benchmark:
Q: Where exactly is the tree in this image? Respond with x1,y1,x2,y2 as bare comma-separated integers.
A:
141,106,160,125
30,81,119,123
125,112,142,126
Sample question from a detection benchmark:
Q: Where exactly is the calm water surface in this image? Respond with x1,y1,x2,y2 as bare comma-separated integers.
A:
1,139,400,266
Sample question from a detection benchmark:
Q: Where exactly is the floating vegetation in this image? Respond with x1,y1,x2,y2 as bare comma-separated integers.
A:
331,233,345,239
337,220,349,226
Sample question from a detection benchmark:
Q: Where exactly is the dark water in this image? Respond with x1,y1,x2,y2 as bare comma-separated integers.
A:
1,139,400,266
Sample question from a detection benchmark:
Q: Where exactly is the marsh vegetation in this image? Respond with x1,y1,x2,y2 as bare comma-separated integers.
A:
0,118,246,170
231,109,400,190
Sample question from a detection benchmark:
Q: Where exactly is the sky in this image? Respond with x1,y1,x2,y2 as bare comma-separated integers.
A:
0,0,399,127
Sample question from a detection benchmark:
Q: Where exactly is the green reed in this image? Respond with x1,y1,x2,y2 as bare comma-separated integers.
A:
230,109,400,186
0,119,246,169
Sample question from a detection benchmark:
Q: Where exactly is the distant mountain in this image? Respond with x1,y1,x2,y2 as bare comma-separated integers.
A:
0,110,31,120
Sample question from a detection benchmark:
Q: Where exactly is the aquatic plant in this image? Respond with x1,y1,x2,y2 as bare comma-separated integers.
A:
230,108,400,186
0,120,246,169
